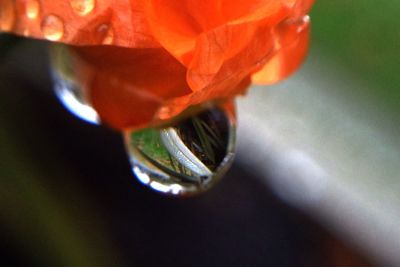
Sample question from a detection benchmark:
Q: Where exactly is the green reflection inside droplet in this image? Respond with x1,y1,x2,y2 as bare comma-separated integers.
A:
125,104,236,195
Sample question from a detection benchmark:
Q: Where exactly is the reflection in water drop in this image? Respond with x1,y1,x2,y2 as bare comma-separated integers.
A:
125,104,236,195
96,23,114,44
70,0,95,16
50,44,99,124
26,0,40,19
41,15,64,41
0,0,16,31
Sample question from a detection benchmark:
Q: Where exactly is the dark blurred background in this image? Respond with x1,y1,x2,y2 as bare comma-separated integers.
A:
1,1,399,266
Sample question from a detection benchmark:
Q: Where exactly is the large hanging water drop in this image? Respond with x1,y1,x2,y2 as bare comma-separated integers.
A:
125,104,236,195
50,44,100,124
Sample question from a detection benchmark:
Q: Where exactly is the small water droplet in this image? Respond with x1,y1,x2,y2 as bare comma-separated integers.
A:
50,44,100,124
25,0,40,19
41,14,64,41
23,28,30,36
96,23,114,44
70,0,95,16
0,0,16,31
125,103,236,195
275,15,310,47
295,15,310,33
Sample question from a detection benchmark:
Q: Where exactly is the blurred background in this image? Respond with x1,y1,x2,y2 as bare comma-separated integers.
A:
1,1,399,266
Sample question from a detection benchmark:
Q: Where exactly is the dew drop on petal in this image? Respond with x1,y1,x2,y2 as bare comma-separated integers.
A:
41,14,65,41
295,15,310,33
70,0,95,16
25,0,40,20
275,15,310,47
125,103,236,196
0,0,16,31
95,23,114,45
49,44,100,124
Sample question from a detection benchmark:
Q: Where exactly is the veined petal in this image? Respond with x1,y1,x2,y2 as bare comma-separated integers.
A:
0,0,316,130
252,15,310,84
145,0,294,66
72,46,191,129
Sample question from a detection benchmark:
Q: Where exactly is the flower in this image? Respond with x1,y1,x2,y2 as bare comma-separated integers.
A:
0,0,314,130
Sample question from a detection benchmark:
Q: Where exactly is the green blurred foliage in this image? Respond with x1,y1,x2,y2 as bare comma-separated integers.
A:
0,66,121,266
311,0,400,111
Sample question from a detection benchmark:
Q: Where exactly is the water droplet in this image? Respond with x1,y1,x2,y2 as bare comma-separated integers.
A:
25,0,40,19
295,15,310,33
125,103,236,195
23,28,30,36
275,15,310,47
41,14,64,41
50,44,100,124
70,0,95,16
96,23,114,44
0,0,16,31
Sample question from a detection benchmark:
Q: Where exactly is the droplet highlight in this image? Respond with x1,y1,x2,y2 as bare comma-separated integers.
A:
125,104,236,196
25,0,40,19
96,23,114,44
0,0,16,31
50,44,100,124
41,15,64,41
70,0,95,16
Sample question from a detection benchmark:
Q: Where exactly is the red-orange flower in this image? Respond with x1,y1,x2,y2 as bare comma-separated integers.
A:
0,0,314,130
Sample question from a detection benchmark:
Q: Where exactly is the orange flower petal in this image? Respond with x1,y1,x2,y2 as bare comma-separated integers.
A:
252,15,310,84
0,0,316,130
187,22,272,91
71,44,251,130
72,46,191,129
144,0,291,66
